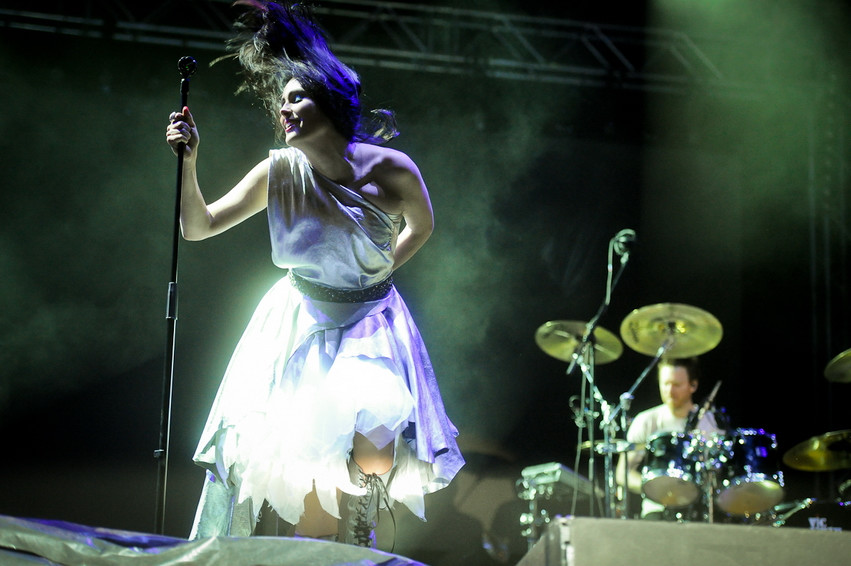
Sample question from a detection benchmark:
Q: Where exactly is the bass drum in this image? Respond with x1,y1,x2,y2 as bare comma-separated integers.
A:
716,428,785,515
772,499,851,531
642,432,699,508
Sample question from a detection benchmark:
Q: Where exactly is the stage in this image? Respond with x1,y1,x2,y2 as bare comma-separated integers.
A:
5,511,851,566
0,514,426,566
6,516,851,566
518,515,851,566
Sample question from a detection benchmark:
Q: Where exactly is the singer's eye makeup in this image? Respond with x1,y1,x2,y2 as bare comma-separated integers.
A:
282,88,309,106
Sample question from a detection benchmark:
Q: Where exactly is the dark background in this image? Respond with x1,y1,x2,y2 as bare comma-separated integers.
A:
1,1,849,564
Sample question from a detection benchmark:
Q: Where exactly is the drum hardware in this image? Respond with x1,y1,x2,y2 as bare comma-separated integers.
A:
619,302,723,359
517,463,598,550
699,461,719,524
518,462,597,500
824,347,851,383
611,302,729,522
547,321,624,520
768,498,851,531
685,380,722,434
535,231,636,522
695,432,733,524
534,268,730,524
568,302,725,521
580,439,633,455
602,316,691,518
636,429,785,521
839,478,851,500
641,432,727,511
598,319,691,518
782,430,851,472
642,432,702,508
536,299,786,525
534,320,623,365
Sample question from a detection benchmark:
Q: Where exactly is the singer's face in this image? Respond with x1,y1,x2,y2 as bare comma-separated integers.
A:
279,79,337,147
658,364,697,410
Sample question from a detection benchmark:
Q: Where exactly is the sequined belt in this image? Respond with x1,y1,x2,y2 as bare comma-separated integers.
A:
289,270,394,303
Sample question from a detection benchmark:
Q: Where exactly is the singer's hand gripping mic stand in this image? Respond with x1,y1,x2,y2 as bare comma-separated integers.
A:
154,56,197,535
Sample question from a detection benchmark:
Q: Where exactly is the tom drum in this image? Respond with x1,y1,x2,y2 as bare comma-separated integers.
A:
716,428,785,515
642,432,700,508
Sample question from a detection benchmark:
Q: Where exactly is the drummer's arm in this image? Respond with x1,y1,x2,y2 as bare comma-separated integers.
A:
616,449,645,494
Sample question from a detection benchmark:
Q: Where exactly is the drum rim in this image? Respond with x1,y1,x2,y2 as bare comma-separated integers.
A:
646,430,694,443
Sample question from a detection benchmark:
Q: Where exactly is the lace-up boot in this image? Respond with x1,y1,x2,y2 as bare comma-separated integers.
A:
345,468,382,548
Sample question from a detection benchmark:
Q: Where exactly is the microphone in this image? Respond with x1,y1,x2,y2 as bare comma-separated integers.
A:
612,229,636,258
178,56,197,79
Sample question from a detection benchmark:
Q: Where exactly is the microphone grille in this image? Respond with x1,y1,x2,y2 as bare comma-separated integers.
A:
178,56,198,78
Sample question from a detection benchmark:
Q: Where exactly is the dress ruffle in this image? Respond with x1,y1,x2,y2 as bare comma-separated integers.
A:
193,275,463,525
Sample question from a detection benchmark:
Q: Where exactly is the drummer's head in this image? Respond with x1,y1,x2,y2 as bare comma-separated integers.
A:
657,357,700,411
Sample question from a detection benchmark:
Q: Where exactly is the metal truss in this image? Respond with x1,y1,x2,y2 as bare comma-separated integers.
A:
0,0,824,96
809,77,850,388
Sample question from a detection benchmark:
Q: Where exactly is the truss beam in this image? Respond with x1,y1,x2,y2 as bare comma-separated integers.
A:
0,0,825,96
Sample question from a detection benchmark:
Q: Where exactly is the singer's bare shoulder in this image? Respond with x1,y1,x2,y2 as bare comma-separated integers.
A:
350,143,430,218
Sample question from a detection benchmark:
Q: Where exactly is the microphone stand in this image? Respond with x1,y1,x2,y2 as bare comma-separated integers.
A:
568,233,632,518
573,341,600,518
154,56,197,535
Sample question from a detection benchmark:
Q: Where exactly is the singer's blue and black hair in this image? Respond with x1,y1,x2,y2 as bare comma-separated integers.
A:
218,0,398,145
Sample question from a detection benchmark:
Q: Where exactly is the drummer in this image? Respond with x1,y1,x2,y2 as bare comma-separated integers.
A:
616,356,723,519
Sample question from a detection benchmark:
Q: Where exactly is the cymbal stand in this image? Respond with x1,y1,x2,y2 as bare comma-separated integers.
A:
695,435,723,524
571,339,601,518
704,463,716,524
597,401,625,519
605,336,674,426
601,336,675,517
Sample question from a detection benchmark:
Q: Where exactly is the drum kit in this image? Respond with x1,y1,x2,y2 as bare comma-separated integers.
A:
534,303,851,526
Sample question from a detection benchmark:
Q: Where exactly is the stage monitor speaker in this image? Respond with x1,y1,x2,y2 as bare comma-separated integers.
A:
517,516,851,566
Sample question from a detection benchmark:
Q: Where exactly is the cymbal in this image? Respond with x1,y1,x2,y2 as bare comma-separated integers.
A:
824,348,851,383
782,430,851,471
535,320,623,365
619,303,723,358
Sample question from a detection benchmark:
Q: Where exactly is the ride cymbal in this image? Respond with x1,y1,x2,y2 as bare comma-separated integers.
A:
619,303,723,358
824,348,851,383
783,430,851,472
535,320,624,365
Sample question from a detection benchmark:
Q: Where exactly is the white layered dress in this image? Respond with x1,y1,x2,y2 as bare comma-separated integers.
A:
190,147,463,537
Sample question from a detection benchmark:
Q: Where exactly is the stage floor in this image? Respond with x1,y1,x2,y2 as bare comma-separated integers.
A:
0,514,427,566
518,515,851,566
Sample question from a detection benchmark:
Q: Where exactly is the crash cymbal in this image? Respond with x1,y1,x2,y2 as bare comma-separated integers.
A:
825,348,851,383
535,320,623,365
620,303,723,358
782,430,851,472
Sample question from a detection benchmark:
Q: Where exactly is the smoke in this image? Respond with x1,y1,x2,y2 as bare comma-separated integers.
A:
0,34,258,416
1,1,846,466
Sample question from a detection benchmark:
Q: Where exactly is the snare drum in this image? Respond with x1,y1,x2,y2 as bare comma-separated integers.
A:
716,428,785,515
642,432,700,508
